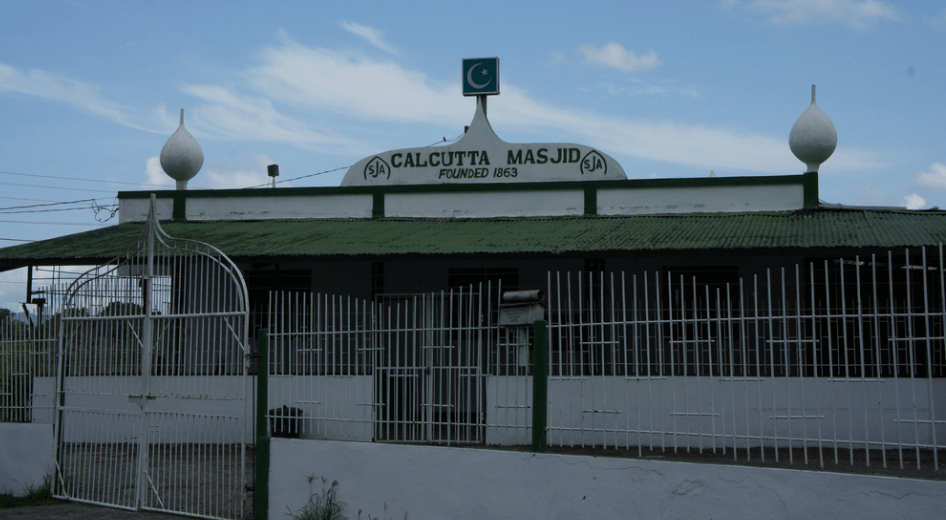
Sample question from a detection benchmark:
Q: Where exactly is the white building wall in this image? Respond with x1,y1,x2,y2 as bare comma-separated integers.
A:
118,197,173,223
186,194,373,220
598,184,805,215
118,179,808,222
385,190,584,218
269,439,946,520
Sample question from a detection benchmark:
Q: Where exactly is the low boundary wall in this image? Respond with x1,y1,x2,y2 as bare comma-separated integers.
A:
0,423,53,495
270,439,946,519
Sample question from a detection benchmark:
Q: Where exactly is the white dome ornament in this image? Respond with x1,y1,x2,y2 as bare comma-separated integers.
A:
789,85,837,173
160,109,204,190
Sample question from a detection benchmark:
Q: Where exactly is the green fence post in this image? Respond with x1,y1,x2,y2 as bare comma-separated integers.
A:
532,320,548,453
254,329,270,520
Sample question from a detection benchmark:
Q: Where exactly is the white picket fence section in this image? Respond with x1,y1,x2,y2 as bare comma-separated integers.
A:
265,286,512,446
260,246,946,473
546,247,946,471
8,246,946,475
0,284,63,425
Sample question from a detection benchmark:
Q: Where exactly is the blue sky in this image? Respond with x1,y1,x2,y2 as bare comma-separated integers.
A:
1,0,945,310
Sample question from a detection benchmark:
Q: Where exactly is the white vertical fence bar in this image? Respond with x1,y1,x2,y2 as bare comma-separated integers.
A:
267,285,501,447
542,246,946,473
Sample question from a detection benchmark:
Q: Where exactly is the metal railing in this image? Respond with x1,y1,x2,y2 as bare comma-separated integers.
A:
253,246,946,474
0,284,62,425
266,286,500,446
545,246,946,471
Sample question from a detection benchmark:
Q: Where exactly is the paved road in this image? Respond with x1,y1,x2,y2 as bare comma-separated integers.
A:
0,503,190,519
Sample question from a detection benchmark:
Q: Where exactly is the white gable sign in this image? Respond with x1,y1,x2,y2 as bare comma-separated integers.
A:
340,97,626,186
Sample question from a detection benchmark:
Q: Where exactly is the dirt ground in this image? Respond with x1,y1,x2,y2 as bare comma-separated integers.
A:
0,502,183,519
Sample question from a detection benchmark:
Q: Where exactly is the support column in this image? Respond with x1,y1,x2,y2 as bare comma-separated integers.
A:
532,320,548,453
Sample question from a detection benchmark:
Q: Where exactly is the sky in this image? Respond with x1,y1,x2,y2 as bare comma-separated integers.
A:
0,0,945,311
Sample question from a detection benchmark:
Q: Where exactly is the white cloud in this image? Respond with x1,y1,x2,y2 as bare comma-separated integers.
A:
548,51,567,65
236,38,806,172
917,162,946,188
0,59,371,154
182,36,880,176
144,156,175,189
926,9,946,29
0,268,27,314
339,21,399,55
176,84,366,153
202,155,281,189
743,0,902,30
243,36,465,126
0,35,885,185
485,85,881,174
0,63,154,131
144,154,280,190
904,193,926,209
579,43,661,73
583,79,702,99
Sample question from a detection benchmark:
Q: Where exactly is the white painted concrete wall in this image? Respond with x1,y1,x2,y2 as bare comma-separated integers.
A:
268,375,374,442
186,194,374,220
118,197,173,223
385,190,584,218
30,374,943,452
0,423,53,495
546,377,946,449
597,184,805,215
269,439,946,520
31,376,254,443
118,180,807,222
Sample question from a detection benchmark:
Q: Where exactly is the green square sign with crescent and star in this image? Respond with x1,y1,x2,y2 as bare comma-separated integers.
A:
462,57,499,96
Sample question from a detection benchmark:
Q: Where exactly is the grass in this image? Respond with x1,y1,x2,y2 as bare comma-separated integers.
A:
286,477,409,520
287,478,346,520
0,474,60,509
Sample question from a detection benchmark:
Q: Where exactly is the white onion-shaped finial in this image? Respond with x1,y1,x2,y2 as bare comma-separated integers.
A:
160,109,204,190
789,85,837,173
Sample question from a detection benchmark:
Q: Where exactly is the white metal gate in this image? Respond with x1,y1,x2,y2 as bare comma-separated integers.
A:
52,201,250,519
374,291,487,444
266,287,494,445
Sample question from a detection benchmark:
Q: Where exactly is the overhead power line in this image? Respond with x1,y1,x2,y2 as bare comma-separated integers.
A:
243,165,351,189
0,207,103,215
0,181,116,194
0,170,170,189
0,196,82,204
0,199,97,211
0,220,108,226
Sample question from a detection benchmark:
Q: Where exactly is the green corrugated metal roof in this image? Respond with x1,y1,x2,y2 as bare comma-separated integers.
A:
3,209,946,268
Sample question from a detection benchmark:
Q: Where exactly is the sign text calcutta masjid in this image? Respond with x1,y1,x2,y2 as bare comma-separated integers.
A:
340,57,626,186
364,147,608,181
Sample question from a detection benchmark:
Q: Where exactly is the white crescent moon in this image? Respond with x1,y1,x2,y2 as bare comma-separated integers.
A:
466,63,490,89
